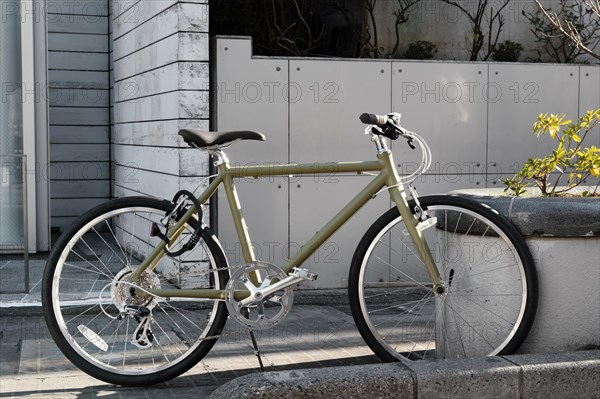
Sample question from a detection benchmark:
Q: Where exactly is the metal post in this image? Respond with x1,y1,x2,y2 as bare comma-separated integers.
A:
22,155,29,292
0,154,30,293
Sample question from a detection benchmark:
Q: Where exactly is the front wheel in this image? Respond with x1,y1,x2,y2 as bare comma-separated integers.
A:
349,195,538,361
42,196,229,386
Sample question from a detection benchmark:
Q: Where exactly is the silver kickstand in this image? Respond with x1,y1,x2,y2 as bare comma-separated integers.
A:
248,329,264,372
241,307,265,371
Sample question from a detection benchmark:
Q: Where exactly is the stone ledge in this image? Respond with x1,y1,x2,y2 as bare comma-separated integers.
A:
208,363,414,399
505,351,600,399
208,350,600,399
449,189,600,237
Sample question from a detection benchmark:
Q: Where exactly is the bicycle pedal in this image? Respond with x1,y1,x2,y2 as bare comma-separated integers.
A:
290,267,318,281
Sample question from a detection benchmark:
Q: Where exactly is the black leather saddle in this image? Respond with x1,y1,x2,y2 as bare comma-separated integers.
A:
178,129,266,148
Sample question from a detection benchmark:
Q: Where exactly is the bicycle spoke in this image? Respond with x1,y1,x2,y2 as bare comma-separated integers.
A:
447,289,516,326
364,285,429,300
92,225,127,266
353,200,533,362
65,254,113,280
369,295,432,315
44,200,228,383
386,290,432,343
442,296,496,351
373,249,430,290
104,220,130,265
80,237,115,279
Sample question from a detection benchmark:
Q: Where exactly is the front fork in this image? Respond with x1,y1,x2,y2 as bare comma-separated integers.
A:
380,151,445,294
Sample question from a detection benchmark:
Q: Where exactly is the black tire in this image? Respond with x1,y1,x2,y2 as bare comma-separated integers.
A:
349,195,538,361
42,196,229,386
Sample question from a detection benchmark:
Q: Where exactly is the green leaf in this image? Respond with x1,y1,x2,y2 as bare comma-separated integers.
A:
504,108,600,197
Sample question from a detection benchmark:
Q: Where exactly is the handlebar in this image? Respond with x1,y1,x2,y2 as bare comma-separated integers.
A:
359,112,408,141
359,112,433,180
359,113,389,126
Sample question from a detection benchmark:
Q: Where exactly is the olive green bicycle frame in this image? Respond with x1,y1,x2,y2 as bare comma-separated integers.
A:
133,149,442,301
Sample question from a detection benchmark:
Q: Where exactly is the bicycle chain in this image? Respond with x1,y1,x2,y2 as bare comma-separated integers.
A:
179,261,246,276
161,239,291,341
153,262,252,343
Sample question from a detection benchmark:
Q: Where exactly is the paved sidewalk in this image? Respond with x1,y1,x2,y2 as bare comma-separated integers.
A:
0,255,380,397
1,255,598,398
0,256,46,307
0,304,380,398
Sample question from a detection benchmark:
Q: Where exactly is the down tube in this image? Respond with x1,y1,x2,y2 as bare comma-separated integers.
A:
281,171,388,274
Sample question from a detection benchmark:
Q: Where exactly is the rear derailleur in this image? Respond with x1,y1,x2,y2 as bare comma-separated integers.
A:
117,305,155,349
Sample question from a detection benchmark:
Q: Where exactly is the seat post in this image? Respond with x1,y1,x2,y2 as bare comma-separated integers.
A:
208,147,230,166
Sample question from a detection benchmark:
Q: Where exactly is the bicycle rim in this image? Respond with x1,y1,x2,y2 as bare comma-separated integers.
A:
45,201,226,380
353,199,534,360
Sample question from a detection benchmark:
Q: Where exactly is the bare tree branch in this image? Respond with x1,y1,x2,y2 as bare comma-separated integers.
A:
332,0,421,58
440,0,510,61
584,0,600,16
365,0,380,58
391,0,422,56
533,0,600,60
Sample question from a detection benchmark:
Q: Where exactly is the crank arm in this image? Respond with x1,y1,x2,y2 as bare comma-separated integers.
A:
239,268,317,307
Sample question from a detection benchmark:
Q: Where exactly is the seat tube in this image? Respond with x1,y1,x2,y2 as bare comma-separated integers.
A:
220,163,256,263
379,151,442,289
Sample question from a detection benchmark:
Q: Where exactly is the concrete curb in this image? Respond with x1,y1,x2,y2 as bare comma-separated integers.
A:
208,350,600,399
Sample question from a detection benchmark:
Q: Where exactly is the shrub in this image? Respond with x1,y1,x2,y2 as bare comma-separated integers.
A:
492,40,524,62
403,40,437,60
503,109,600,197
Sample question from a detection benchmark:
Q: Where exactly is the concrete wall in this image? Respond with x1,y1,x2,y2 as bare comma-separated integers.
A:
47,0,111,231
371,0,598,63
110,0,210,205
214,36,600,289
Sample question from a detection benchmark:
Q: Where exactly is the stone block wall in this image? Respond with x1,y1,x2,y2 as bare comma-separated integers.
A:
110,1,211,285
111,0,211,204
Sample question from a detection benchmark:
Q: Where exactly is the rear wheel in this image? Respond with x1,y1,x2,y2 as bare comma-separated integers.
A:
349,195,537,361
42,197,229,386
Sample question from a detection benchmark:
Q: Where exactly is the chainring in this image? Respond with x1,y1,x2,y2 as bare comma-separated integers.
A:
225,261,293,330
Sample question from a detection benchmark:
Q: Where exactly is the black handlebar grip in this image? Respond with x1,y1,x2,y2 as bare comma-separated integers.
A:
359,113,388,126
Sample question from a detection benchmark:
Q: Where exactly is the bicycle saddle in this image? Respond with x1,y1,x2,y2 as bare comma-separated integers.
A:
179,129,266,148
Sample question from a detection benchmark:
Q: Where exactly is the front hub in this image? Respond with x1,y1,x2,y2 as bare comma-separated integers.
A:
434,283,446,295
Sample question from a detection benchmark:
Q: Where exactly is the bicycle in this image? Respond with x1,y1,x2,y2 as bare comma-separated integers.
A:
42,112,538,386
